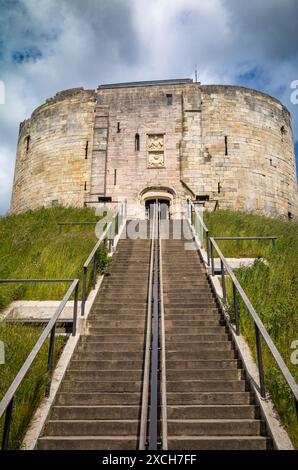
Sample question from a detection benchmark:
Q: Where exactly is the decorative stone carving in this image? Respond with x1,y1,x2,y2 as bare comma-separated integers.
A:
147,134,165,168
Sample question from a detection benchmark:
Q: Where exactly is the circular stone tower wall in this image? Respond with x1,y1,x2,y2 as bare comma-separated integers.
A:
197,85,297,218
11,88,96,213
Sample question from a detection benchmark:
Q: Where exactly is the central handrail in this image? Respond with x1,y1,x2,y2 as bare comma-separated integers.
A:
159,212,168,450
139,204,156,450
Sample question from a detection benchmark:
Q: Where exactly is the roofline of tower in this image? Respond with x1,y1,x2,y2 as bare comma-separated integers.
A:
98,78,194,89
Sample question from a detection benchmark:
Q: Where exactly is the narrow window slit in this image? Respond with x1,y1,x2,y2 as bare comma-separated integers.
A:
135,133,140,152
224,136,228,156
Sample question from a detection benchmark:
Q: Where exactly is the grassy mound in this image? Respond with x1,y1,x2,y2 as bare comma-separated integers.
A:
204,210,298,447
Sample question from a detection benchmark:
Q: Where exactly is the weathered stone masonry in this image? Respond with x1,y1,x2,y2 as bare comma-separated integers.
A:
10,79,298,219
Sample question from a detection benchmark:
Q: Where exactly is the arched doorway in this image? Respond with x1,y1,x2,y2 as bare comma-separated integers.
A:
145,198,170,220
140,186,175,220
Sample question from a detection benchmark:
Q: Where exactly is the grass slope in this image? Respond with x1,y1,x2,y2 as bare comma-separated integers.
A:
0,206,107,310
204,210,298,447
0,206,108,448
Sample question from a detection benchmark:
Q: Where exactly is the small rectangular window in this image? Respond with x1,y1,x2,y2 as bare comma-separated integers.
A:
85,141,89,159
114,169,117,186
98,196,112,203
117,122,121,133
166,94,173,106
84,181,87,191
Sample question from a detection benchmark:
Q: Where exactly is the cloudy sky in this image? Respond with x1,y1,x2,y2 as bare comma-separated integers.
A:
0,0,297,214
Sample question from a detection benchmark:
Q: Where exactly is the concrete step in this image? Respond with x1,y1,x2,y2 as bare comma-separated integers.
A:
60,380,143,394
165,307,220,314
167,380,246,392
167,436,268,450
163,326,226,334
77,342,144,352
166,350,236,360
166,360,240,370
81,334,145,343
166,341,232,352
167,392,252,405
56,392,142,406
167,405,257,420
89,309,147,316
69,360,144,370
96,301,147,307
72,351,145,361
166,369,242,380
51,405,140,421
165,302,217,309
87,320,146,328
88,327,145,335
166,334,228,342
98,294,147,301
165,319,223,327
165,314,221,322
45,419,139,436
66,370,143,381
168,419,262,436
37,436,138,450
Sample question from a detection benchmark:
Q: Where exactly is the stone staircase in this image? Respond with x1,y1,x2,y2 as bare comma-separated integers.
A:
37,233,150,450
37,218,271,450
162,223,270,450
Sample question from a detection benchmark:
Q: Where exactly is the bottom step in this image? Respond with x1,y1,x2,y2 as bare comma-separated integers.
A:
168,436,269,450
37,436,138,450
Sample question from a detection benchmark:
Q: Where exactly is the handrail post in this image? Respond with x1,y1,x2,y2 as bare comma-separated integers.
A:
92,251,97,289
255,324,266,398
210,242,215,276
1,398,14,450
233,282,240,335
206,230,210,266
221,259,226,302
81,266,87,316
272,238,276,251
45,324,56,397
72,282,79,336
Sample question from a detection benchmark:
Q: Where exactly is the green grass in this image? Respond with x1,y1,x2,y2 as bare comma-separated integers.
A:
0,206,108,310
0,206,109,449
203,210,298,447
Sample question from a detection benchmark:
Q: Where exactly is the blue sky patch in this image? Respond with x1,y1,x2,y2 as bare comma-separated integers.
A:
12,47,42,64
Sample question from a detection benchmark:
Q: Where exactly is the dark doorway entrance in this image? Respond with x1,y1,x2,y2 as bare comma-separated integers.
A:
145,199,170,220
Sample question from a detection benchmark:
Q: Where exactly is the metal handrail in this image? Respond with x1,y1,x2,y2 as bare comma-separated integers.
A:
81,201,126,316
188,200,210,265
213,236,277,251
159,211,168,450
0,279,79,450
139,205,156,450
148,204,160,450
209,237,298,407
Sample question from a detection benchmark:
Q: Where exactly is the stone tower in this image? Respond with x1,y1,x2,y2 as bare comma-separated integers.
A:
11,79,298,219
